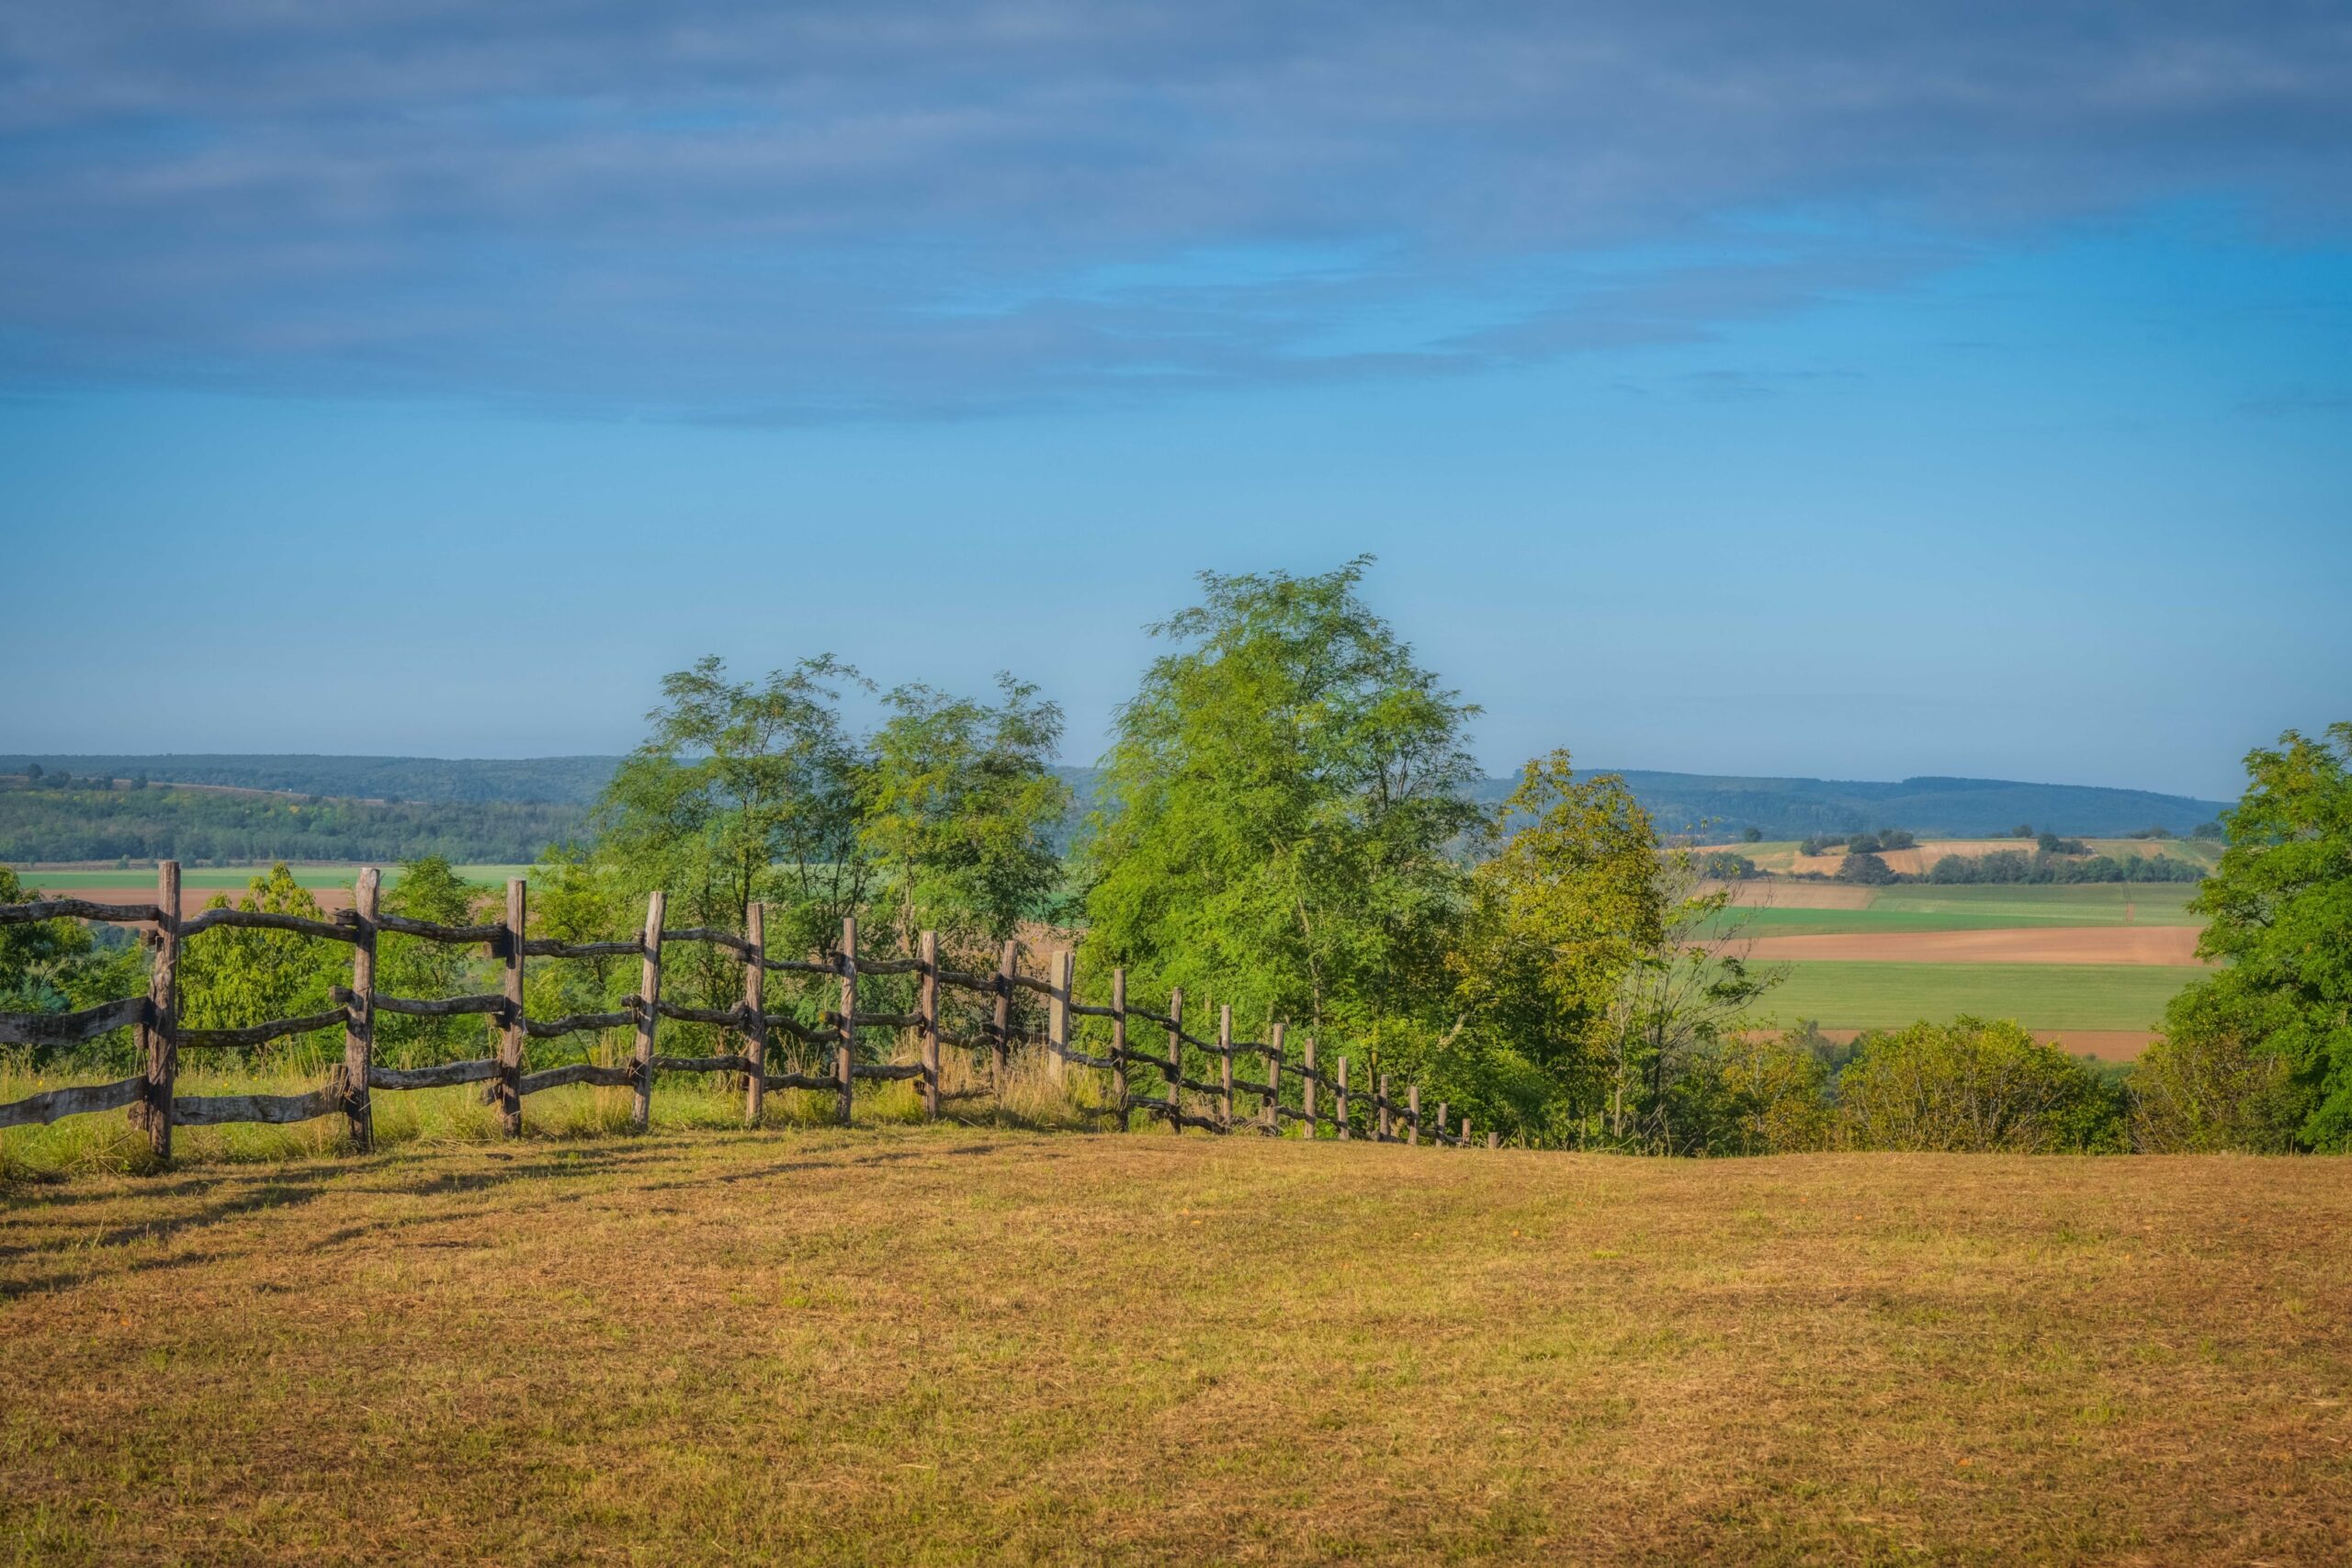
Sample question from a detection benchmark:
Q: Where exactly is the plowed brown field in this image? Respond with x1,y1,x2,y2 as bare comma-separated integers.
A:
1736,925,2206,965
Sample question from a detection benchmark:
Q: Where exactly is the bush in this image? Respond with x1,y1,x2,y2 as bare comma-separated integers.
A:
1837,849,1899,885
1700,852,1758,881
1672,1032,1832,1155
2132,987,2301,1153
1835,1018,2128,1152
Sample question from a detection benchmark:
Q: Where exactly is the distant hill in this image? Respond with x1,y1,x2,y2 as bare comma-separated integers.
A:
3,755,2233,858
1541,771,2233,841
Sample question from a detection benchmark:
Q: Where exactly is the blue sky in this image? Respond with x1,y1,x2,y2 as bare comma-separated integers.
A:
4,2,2348,799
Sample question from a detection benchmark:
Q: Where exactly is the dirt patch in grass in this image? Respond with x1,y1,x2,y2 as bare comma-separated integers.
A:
1736,925,2208,965
3,1132,2346,1564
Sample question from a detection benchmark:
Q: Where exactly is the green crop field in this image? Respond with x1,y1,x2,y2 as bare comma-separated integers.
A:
1749,961,2199,1032
1702,884,2206,940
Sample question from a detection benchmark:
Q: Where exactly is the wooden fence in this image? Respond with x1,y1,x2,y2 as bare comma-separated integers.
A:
0,863,1498,1162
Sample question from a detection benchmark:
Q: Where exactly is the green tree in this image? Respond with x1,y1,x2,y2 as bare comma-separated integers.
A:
864,675,1071,953
523,841,636,1058
594,656,876,1014
2168,722,2352,1149
1672,1032,1832,1155
0,866,146,1063
2131,981,2301,1153
177,864,348,1055
1080,560,1485,1051
375,856,492,1064
1601,855,1781,1150
1448,752,1661,1136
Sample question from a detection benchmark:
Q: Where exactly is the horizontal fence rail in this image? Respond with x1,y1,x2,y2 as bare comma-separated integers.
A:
0,863,1497,1163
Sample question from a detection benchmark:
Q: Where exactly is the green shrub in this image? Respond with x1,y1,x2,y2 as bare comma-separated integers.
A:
1835,1017,2127,1153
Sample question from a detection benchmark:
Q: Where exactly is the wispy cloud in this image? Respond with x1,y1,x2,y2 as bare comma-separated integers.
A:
3,0,2348,417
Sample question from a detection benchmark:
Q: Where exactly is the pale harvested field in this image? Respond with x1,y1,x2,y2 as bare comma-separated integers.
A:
1709,880,1878,908
1787,840,2042,877
1736,925,2208,966
4,1132,2349,1564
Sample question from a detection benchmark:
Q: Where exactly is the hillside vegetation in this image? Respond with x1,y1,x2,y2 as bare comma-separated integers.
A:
3,1131,2345,1564
0,777,582,864
3,753,2233,847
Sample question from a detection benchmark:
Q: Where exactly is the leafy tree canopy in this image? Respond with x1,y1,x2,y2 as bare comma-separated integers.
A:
2173,722,2352,1149
1080,558,1486,1042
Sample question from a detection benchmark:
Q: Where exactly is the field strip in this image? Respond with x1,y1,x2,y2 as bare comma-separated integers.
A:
1757,960,2199,1032
1735,924,2208,965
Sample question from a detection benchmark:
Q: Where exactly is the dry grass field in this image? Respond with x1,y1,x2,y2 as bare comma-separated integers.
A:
4,1129,2348,1565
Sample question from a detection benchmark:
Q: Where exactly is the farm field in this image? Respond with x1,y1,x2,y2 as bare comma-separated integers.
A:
1723,838,2223,878
3,1130,2346,1564
1707,883,2206,937
9,863,532,913
1709,885,2211,1057
1755,961,2196,1036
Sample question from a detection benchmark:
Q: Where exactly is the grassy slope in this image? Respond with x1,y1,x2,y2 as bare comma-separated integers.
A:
3,1130,2346,1564
1753,961,2199,1032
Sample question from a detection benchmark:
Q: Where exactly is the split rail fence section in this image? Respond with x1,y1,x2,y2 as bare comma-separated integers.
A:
0,863,1500,1161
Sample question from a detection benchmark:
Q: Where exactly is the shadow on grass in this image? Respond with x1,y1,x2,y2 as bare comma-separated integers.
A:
0,1129,1058,1298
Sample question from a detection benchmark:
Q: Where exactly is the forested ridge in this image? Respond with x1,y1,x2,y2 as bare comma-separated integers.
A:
4,753,2233,846
0,778,581,863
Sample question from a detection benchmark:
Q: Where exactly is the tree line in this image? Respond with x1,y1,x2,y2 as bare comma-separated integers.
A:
0,780,584,864
4,564,2343,1154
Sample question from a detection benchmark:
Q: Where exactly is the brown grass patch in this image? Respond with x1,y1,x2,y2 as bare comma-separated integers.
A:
3,1134,2347,1563
1737,925,2209,966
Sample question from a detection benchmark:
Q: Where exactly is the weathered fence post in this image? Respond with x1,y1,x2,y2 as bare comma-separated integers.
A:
136,860,181,1160
496,878,527,1137
343,866,379,1150
1264,1021,1283,1134
919,930,940,1121
1460,1113,1471,1149
1301,1036,1317,1139
1436,1101,1448,1145
742,901,767,1126
836,916,857,1127
991,939,1015,1104
631,891,664,1132
1408,1083,1420,1145
1378,1072,1392,1143
1487,1130,1498,1149
1110,966,1128,1133
1045,948,1071,1088
1164,987,1183,1131
1218,1004,1234,1130
1336,1054,1351,1141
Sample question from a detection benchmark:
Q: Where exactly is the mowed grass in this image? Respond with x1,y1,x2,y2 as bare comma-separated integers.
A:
1754,961,2199,1032
17,863,533,892
3,1132,2347,1564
